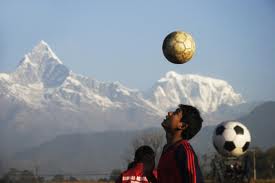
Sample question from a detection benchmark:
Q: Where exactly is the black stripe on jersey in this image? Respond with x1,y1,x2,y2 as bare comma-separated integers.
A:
175,144,192,183
175,143,204,183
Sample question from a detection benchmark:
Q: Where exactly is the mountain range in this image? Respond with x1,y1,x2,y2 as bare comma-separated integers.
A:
0,41,247,155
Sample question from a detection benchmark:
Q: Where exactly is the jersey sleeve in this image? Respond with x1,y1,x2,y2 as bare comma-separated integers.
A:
175,144,204,183
115,174,122,183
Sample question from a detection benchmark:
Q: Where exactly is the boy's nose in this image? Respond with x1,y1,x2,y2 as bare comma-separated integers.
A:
168,112,173,116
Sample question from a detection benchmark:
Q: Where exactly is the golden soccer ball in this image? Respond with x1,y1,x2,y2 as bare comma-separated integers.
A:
162,31,196,64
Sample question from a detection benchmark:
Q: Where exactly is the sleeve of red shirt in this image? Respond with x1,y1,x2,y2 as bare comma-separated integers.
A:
175,144,204,183
115,174,122,183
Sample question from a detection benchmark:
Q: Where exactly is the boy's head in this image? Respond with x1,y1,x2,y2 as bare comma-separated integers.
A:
134,145,155,163
127,145,155,170
162,104,203,140
129,145,155,173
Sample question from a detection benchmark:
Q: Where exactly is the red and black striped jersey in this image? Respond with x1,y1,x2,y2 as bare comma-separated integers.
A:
157,139,204,183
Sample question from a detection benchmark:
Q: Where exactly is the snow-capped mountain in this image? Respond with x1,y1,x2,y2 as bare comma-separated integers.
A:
0,41,160,114
147,71,244,113
0,41,165,156
12,40,69,87
0,41,244,115
0,41,247,156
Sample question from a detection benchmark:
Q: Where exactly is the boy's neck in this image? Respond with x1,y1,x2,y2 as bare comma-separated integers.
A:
166,131,183,145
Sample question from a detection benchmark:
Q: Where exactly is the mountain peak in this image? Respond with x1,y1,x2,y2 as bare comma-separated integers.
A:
149,71,244,113
39,40,48,45
34,40,52,53
160,71,235,91
12,41,69,87
165,70,180,77
30,40,62,64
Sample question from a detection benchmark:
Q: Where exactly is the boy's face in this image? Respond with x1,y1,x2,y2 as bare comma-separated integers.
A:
162,108,185,132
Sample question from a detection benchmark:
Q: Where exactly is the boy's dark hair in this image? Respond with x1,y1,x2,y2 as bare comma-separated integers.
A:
134,145,155,162
127,145,155,170
178,104,203,140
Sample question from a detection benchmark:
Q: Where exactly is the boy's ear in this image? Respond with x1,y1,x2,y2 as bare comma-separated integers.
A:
178,122,188,130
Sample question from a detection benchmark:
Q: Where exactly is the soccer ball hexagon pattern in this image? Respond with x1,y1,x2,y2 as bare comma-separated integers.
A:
162,31,196,64
212,121,251,157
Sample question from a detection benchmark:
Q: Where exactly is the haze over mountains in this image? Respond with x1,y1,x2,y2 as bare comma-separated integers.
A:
7,101,275,175
0,41,272,175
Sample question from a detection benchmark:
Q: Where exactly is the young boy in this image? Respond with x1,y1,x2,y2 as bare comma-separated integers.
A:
155,104,204,183
116,145,156,183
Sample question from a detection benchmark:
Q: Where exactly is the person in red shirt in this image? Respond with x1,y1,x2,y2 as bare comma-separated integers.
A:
148,104,204,183
116,145,157,183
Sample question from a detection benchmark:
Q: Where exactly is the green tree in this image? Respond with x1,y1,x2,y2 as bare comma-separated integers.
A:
0,168,37,183
19,170,36,183
1,168,21,183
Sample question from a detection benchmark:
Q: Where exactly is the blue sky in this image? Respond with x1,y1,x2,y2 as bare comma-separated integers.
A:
0,0,274,101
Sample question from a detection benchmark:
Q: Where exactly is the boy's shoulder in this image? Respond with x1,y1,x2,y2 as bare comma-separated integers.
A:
175,139,196,155
176,139,191,148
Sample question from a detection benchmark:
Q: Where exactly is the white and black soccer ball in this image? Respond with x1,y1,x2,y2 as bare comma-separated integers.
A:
212,121,251,157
